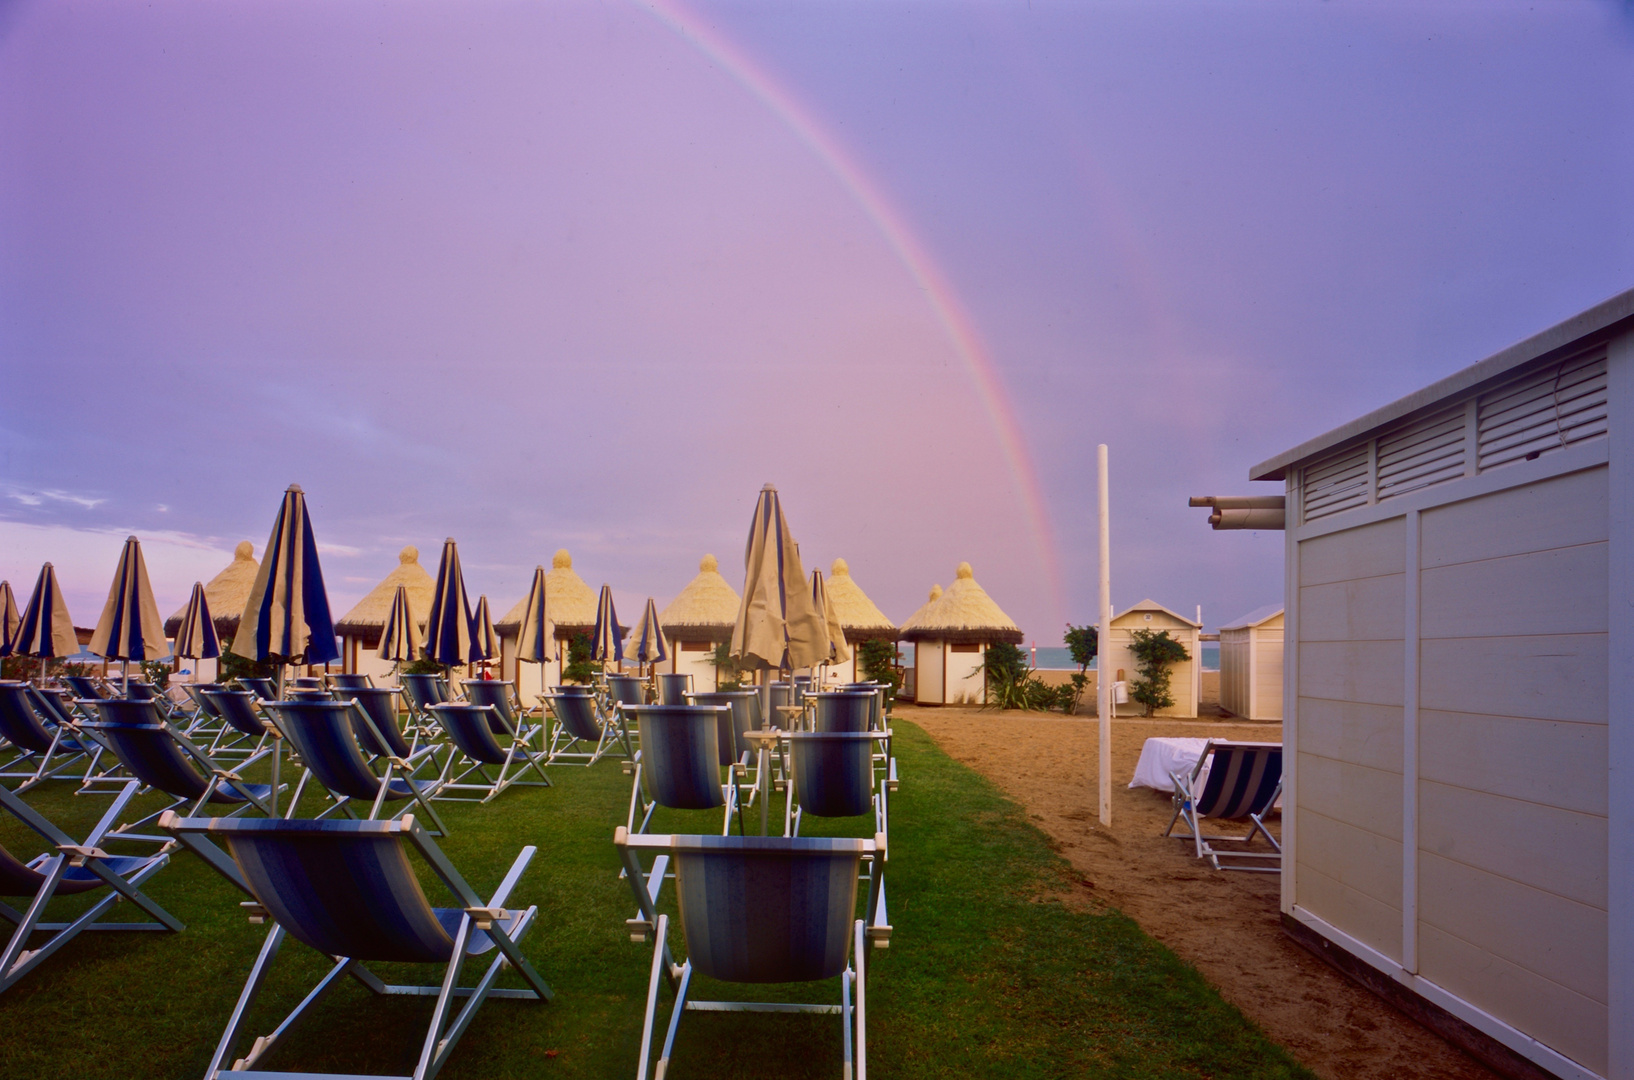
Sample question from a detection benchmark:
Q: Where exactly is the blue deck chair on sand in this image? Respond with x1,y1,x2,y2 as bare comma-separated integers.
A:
606,674,648,709
83,698,281,840
161,812,553,1080
0,681,107,791
615,828,887,1080
427,703,551,803
1164,740,1283,872
263,700,450,833
544,687,630,766
199,688,274,757
0,781,182,993
623,705,740,838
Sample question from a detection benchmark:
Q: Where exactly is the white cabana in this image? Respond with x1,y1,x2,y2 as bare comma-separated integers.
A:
899,562,1022,705
1218,605,1283,721
495,549,599,701
1103,599,1202,718
332,546,433,683
655,554,739,692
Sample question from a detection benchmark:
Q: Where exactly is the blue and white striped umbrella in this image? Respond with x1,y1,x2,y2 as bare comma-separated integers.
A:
172,581,222,661
730,484,824,671
0,581,20,658
423,538,474,667
377,584,422,664
231,484,339,666
471,595,499,665
628,597,669,669
591,584,623,666
17,562,78,663
90,535,168,664
513,566,554,666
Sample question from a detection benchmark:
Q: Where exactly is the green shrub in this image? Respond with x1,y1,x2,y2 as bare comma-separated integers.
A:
856,638,903,708
562,630,601,685
1128,629,1190,717
1063,623,1098,714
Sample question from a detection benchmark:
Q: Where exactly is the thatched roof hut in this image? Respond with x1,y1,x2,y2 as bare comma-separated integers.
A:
899,562,1023,645
163,540,259,641
496,549,598,636
901,583,943,632
657,554,740,642
333,546,434,648
824,558,897,642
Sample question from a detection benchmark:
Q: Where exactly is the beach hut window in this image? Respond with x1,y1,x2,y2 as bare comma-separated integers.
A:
681,641,710,652
950,642,980,653
1477,345,1608,472
1299,443,1369,523
1374,403,1466,502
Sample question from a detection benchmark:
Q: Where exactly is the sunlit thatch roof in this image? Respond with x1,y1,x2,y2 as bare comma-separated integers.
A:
658,554,740,641
824,558,896,641
163,541,259,641
333,546,434,647
496,549,599,635
899,562,1023,645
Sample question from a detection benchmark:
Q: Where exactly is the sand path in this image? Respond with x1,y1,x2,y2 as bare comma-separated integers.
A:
903,706,1500,1080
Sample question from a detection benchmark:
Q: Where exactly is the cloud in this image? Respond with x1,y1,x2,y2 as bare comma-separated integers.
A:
0,520,235,623
5,486,107,510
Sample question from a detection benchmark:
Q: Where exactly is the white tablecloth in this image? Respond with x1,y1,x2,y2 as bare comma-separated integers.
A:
1128,737,1211,792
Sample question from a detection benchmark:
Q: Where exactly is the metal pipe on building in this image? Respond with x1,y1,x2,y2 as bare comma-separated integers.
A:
1187,495,1286,530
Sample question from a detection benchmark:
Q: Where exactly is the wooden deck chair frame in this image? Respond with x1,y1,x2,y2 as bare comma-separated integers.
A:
160,812,553,1080
426,703,552,804
1163,739,1283,873
0,781,183,992
614,828,888,1080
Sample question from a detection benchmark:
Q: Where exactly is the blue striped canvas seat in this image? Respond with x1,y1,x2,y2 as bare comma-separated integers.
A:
199,689,273,751
0,781,181,994
606,674,647,708
86,703,275,806
655,673,692,705
162,812,552,1080
615,828,887,1079
1164,740,1282,872
788,733,875,820
462,679,529,736
60,675,107,701
430,704,513,766
810,691,873,734
632,706,727,812
264,701,447,831
687,691,757,767
326,672,372,691
237,676,277,700
345,687,415,758
550,693,602,742
0,681,85,755
426,703,551,804
183,682,227,721
400,673,451,714
1,685,113,791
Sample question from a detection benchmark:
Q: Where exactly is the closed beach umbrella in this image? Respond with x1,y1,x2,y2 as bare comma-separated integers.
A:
17,563,78,679
629,596,669,670
513,566,554,666
811,569,851,668
90,535,169,690
232,484,340,671
471,595,499,673
730,484,825,672
0,581,20,657
377,584,422,665
423,538,474,667
591,584,623,666
172,582,222,665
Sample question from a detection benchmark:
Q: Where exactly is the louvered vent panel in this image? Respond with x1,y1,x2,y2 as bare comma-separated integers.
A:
1301,444,1369,522
1376,405,1466,501
1477,348,1608,472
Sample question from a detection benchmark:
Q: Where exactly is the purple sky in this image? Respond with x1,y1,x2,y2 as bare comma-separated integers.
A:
3,0,1631,643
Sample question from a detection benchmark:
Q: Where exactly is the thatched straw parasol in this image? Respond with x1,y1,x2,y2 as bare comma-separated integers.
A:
333,546,434,649
496,549,598,637
823,558,897,643
899,562,1023,645
164,541,260,641
657,554,740,644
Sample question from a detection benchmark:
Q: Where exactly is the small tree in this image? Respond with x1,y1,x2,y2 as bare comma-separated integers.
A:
856,638,903,707
217,637,276,685
561,630,601,685
1127,629,1190,717
1063,623,1097,714
981,642,1032,709
707,641,745,691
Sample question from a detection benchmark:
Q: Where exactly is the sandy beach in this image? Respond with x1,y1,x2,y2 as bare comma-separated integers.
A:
900,705,1502,1080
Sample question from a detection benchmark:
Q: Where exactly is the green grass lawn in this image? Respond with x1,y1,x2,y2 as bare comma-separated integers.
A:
0,721,1314,1079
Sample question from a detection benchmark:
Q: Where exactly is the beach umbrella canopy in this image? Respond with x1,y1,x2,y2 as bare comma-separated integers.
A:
172,582,222,661
0,581,20,657
811,569,851,667
513,566,554,665
17,563,78,660
591,584,623,665
377,584,422,663
628,597,669,668
231,484,340,666
471,595,499,664
730,484,825,671
89,535,168,664
423,538,474,666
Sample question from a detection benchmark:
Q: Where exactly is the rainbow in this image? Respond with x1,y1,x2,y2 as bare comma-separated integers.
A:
636,0,1064,622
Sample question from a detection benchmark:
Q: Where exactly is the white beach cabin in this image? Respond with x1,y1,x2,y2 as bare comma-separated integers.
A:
1102,599,1202,718
900,562,1022,706
1250,288,1634,1080
332,546,434,684
163,540,260,684
1218,605,1284,721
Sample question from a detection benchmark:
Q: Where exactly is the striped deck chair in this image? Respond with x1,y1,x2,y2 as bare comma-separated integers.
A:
655,673,692,705
0,681,104,791
615,828,886,1080
60,674,109,708
325,672,373,692
462,679,541,742
810,691,873,734
83,698,281,838
623,705,739,838
126,678,186,720
0,781,182,993
161,813,553,1080
345,686,433,763
688,689,765,807
263,701,449,834
427,703,551,804
785,732,894,849
180,682,228,735
1163,740,1283,872
606,674,648,709
543,688,629,766
234,676,276,699
199,688,273,757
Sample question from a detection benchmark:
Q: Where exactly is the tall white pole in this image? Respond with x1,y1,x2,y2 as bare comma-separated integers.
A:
1096,444,1113,826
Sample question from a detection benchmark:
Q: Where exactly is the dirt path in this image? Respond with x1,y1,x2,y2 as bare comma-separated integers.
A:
904,706,1500,1080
